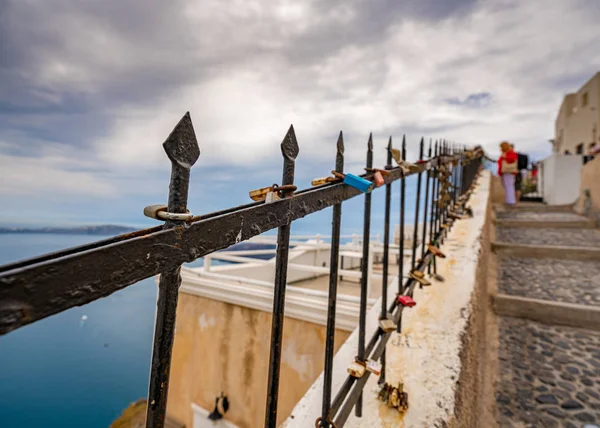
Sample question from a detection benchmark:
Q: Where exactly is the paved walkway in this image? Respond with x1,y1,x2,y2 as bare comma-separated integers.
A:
494,204,600,427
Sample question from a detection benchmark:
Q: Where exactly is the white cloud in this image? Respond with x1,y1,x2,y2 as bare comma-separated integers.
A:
1,0,599,212
88,0,600,174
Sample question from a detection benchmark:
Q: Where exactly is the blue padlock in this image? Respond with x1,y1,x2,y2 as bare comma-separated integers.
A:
344,173,373,193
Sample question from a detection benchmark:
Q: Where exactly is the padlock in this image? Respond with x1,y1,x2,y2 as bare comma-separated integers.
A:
448,211,464,220
343,173,373,193
265,192,281,203
409,272,431,286
379,318,396,333
397,383,409,413
378,383,391,403
397,295,416,307
366,359,382,376
427,244,446,258
311,176,339,186
143,204,168,220
347,360,366,378
373,170,385,187
249,185,274,202
389,387,400,408
411,270,424,279
391,148,402,165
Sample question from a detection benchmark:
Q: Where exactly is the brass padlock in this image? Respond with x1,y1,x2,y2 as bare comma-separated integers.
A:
409,270,431,286
347,360,366,378
427,244,446,258
411,270,425,279
311,176,338,186
447,211,463,220
389,387,400,408
397,384,409,413
379,318,396,333
249,185,274,202
378,383,391,403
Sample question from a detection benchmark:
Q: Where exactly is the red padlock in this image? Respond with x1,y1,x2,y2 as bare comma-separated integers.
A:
397,295,416,307
373,170,385,187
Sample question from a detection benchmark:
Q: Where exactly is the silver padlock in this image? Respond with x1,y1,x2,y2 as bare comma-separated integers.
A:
366,359,382,376
265,191,281,204
347,360,366,378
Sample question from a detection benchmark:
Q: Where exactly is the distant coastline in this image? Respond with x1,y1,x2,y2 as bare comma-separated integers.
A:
0,225,137,235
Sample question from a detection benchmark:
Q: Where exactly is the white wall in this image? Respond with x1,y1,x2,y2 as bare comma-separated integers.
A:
541,154,583,205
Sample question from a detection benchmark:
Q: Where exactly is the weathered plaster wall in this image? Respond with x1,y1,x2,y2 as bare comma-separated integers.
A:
575,156,600,221
451,172,496,428
490,175,504,204
166,294,350,428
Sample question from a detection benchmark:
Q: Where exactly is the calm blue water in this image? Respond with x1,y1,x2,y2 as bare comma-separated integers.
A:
0,234,159,428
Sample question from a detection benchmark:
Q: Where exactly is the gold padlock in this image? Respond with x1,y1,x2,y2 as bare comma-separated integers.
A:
389,387,400,408
347,360,366,378
409,272,431,286
427,244,446,258
249,185,274,202
379,318,396,333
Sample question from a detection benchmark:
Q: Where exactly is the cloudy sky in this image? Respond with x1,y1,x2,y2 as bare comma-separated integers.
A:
0,0,599,233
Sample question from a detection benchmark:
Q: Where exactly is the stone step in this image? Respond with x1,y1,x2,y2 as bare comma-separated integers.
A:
493,294,600,331
495,317,600,427
492,242,600,261
497,257,600,307
494,202,575,213
495,219,596,229
495,228,600,249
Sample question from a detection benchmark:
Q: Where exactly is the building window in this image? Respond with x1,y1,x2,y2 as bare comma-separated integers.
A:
582,91,588,107
576,143,584,154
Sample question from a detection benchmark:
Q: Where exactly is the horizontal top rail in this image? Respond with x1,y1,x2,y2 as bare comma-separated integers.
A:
0,154,458,335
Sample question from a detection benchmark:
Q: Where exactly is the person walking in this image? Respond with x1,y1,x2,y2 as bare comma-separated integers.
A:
498,141,518,205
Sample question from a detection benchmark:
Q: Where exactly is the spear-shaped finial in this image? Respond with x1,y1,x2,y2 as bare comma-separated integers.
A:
162,111,200,218
280,125,299,188
281,125,299,161
336,131,344,173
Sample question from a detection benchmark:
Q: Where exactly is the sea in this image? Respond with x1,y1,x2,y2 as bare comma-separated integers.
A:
0,233,251,428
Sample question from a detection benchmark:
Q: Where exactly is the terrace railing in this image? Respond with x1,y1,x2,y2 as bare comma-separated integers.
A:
0,112,482,428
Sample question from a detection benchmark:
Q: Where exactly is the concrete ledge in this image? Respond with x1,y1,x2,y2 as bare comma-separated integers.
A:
492,241,600,260
493,293,600,331
494,219,596,229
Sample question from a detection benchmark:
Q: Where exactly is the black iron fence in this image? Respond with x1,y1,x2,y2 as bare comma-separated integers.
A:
0,112,483,428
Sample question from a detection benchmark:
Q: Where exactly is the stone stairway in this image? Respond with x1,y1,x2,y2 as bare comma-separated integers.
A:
491,203,600,427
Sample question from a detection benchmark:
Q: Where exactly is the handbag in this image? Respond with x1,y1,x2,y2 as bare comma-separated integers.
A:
501,159,518,174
